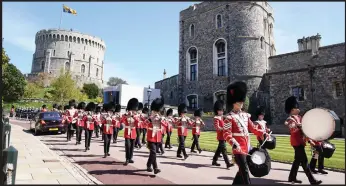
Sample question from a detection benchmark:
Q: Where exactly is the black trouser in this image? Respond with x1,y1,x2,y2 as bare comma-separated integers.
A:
165,131,172,148
147,142,158,169
213,140,231,165
104,134,112,154
289,145,317,183
113,127,119,142
135,128,142,147
142,128,147,144
177,135,187,157
100,127,104,140
66,123,75,141
309,146,324,170
232,154,251,185
125,138,135,161
85,129,93,148
94,125,100,138
191,134,201,151
76,125,83,143
157,134,164,153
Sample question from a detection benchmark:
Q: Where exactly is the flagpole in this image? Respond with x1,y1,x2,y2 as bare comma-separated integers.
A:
59,4,63,29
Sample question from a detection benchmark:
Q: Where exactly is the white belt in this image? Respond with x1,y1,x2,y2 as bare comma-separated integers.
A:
193,126,200,133
148,127,159,138
232,133,249,137
125,126,135,135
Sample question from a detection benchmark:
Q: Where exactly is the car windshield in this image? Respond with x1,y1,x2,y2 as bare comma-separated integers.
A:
40,112,61,119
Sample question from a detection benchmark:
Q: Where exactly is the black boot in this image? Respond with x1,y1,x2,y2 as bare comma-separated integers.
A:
147,167,153,172
318,169,328,174
129,159,134,163
154,169,161,174
288,179,302,184
212,161,221,166
123,160,129,166
311,180,322,185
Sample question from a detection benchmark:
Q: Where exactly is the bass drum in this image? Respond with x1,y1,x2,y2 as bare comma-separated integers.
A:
246,148,271,177
119,123,124,130
261,135,276,150
321,141,336,158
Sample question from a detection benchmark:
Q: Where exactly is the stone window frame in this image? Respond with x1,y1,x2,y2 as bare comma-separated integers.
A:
186,94,198,110
83,54,85,60
96,68,99,77
216,14,223,29
213,90,226,107
53,50,55,56
291,86,305,102
186,46,199,81
65,62,70,72
213,38,228,77
260,36,265,49
41,61,45,70
333,81,345,99
189,24,195,38
81,64,86,74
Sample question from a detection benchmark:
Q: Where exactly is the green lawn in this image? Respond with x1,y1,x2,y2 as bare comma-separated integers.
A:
117,129,345,170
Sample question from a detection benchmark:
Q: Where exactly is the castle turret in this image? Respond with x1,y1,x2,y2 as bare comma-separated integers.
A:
297,33,321,55
163,69,167,79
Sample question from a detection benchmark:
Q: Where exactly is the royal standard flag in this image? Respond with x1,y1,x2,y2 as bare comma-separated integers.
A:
63,5,77,15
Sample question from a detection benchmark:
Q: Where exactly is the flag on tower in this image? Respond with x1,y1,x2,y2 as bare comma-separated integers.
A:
63,5,77,15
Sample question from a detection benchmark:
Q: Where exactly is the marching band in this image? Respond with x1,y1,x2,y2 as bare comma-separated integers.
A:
13,81,337,185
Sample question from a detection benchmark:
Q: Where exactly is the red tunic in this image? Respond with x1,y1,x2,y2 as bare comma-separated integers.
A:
66,109,78,124
192,118,205,135
94,113,102,128
101,113,115,135
111,113,122,128
121,112,140,139
284,115,306,147
82,114,96,131
77,110,85,127
139,113,148,129
223,111,265,155
165,116,174,133
41,108,47,112
174,116,193,136
143,114,168,143
254,120,270,141
213,116,225,141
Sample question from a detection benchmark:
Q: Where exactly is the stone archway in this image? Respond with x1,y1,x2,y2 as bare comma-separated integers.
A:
213,90,226,105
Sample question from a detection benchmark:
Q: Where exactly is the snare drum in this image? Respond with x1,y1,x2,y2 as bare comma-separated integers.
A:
246,148,271,177
321,141,336,158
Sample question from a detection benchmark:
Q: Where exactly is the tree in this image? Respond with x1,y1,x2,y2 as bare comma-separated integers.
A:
82,83,99,99
2,47,10,66
24,82,42,98
107,77,128,86
2,63,26,102
29,72,51,88
50,70,81,103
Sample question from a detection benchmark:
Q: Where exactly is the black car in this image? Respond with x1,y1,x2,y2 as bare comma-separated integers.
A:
30,112,66,135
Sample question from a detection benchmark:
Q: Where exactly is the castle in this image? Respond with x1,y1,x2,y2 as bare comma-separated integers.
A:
27,28,106,87
155,2,345,131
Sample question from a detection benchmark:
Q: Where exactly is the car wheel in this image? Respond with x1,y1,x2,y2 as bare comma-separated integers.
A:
34,128,40,136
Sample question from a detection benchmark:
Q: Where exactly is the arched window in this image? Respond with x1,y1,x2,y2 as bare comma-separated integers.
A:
81,38,84,44
216,14,222,28
65,35,68,41
65,62,70,72
57,34,60,40
260,37,264,49
186,47,198,81
67,51,70,57
81,64,85,74
190,24,195,38
73,36,76,42
214,90,226,105
41,61,45,70
83,54,85,60
96,68,99,77
77,37,80,44
186,94,198,110
213,39,227,76
69,36,72,42
53,34,56,39
49,34,52,40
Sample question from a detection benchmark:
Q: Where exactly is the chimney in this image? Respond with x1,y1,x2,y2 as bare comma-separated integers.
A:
163,69,167,79
297,33,321,55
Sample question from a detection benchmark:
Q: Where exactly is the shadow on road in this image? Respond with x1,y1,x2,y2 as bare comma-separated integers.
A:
76,160,124,165
160,161,227,170
88,168,155,178
271,168,304,173
62,154,103,158
44,143,70,146
217,176,288,185
49,148,86,152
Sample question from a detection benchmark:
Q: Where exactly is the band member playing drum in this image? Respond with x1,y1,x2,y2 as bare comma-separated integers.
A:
254,106,271,146
66,100,77,142
212,100,233,168
76,102,86,145
121,98,140,166
308,138,328,174
102,103,115,158
144,98,167,174
174,103,192,160
83,102,96,152
191,108,205,154
165,108,174,149
284,96,322,185
141,107,149,145
223,81,267,184
157,109,166,155
112,104,122,143
135,103,144,149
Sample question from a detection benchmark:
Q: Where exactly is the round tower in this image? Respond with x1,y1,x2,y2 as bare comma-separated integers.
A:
30,28,106,87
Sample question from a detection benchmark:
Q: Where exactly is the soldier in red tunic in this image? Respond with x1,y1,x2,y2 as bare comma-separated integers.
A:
135,102,144,149
121,98,141,165
212,100,233,168
102,103,115,158
41,105,47,112
94,106,102,138
222,81,267,184
174,103,193,160
143,98,167,174
112,104,122,143
75,102,86,145
141,107,149,145
190,108,205,154
308,138,328,174
66,100,78,142
156,109,167,155
164,108,174,149
254,106,271,146
83,102,96,152
284,96,322,185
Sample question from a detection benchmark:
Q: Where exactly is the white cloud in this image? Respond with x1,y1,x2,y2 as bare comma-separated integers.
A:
274,28,299,55
2,6,40,52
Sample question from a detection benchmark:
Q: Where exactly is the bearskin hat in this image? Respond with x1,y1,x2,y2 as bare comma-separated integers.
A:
107,102,115,112
63,105,70,110
150,98,165,112
52,104,58,109
86,102,96,112
256,106,266,116
68,99,76,108
96,106,101,113
285,96,299,114
194,108,203,117
77,102,86,110
166,108,173,117
127,98,139,111
178,103,187,116
114,104,121,112
57,105,63,110
226,81,247,107
142,107,149,114
138,102,144,110
42,105,47,109
213,100,224,115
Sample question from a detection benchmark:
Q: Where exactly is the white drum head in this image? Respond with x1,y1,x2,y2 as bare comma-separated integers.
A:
302,108,335,141
251,151,266,165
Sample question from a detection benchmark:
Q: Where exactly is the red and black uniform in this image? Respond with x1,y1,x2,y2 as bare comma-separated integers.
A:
94,112,102,138
135,111,143,148
102,112,115,157
308,138,327,174
164,115,174,149
190,117,204,153
83,112,96,151
140,112,149,144
111,112,122,143
156,115,167,154
212,115,232,166
254,119,270,145
174,112,193,159
66,108,78,141
121,111,140,164
76,110,85,144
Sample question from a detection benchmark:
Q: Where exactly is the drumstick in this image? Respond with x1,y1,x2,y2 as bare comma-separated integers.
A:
259,131,273,149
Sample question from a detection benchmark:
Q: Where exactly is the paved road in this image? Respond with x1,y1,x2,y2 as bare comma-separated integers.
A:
10,119,345,185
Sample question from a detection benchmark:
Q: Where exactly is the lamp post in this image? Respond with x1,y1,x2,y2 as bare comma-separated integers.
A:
147,85,152,114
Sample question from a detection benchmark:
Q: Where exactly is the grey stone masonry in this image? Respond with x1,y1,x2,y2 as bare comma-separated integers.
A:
155,75,179,106
29,28,106,88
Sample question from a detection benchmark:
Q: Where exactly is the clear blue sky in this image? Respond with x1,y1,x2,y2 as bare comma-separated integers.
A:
3,2,345,88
